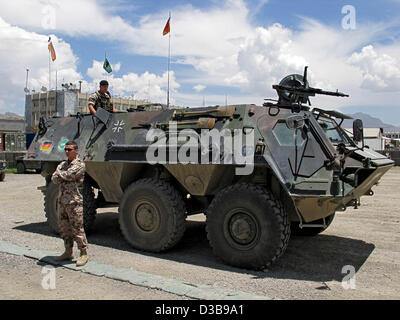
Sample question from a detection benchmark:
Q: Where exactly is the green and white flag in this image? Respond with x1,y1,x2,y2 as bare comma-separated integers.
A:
103,57,112,73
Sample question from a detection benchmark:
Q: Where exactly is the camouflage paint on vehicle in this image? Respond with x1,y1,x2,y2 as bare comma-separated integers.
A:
25,68,394,269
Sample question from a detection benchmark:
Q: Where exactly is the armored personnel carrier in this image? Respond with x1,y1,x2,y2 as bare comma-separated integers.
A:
26,67,394,269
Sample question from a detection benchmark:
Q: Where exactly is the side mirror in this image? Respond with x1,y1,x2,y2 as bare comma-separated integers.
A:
353,119,364,143
286,115,305,130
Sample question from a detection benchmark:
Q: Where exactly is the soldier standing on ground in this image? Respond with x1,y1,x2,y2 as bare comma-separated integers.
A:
88,80,117,115
52,140,89,267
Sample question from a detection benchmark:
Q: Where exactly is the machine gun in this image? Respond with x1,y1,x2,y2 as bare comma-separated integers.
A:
264,66,349,114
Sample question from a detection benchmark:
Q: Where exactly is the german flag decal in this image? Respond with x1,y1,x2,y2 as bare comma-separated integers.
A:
40,143,52,151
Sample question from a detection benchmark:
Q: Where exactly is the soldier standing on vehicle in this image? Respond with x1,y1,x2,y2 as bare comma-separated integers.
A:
51,140,89,267
88,80,116,115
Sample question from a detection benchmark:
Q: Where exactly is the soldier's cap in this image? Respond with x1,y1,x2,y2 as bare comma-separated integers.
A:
100,80,109,86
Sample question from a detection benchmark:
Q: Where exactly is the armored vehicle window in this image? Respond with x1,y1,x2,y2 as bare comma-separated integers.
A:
317,118,350,144
272,121,306,147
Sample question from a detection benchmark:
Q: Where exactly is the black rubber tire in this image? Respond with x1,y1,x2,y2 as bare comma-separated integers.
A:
16,162,25,174
0,172,5,182
82,176,97,234
119,178,186,252
291,213,335,236
206,183,291,270
44,179,97,235
44,181,60,234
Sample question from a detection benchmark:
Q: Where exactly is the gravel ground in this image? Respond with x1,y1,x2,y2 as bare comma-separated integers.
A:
0,168,399,300
0,252,185,300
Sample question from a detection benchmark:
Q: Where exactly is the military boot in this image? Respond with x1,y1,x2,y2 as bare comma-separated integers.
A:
55,247,74,261
76,248,88,267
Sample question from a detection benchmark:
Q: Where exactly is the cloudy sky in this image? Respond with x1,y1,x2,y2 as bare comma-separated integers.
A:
0,0,399,125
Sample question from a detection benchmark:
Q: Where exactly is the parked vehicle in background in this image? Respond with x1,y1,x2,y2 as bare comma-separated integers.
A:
16,156,42,174
0,160,6,181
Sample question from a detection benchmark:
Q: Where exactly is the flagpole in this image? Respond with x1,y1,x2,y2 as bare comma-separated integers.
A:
48,39,51,119
167,12,171,108
55,70,58,117
49,41,51,91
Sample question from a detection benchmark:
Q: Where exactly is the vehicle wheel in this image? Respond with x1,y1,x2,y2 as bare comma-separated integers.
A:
119,178,186,252
44,181,60,234
16,162,25,174
206,183,291,270
0,172,5,181
291,213,335,236
82,175,97,234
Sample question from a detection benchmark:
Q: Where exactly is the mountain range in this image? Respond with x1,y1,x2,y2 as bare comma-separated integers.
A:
342,112,400,133
0,112,24,121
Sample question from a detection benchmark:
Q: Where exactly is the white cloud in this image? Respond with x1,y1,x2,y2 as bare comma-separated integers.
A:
129,0,252,57
348,45,400,92
82,62,180,105
232,24,308,95
169,10,400,108
110,70,180,104
86,60,121,80
193,84,206,92
0,16,82,114
0,0,251,58
253,0,270,15
0,0,134,39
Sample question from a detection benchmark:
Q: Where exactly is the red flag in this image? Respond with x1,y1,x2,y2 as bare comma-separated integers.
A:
163,17,170,36
48,37,56,61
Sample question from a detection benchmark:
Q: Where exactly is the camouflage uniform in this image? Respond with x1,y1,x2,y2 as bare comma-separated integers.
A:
51,158,88,250
88,90,114,112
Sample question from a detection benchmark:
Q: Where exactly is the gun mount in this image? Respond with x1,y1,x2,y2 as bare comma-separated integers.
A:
264,66,349,114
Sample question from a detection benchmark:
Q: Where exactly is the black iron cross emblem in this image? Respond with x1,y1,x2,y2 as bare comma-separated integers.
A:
112,120,125,133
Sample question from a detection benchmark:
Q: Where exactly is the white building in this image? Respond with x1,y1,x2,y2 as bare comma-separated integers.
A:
345,128,385,151
24,89,156,133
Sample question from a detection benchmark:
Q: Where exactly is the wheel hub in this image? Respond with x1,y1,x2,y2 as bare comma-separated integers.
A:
229,213,257,245
135,203,160,232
